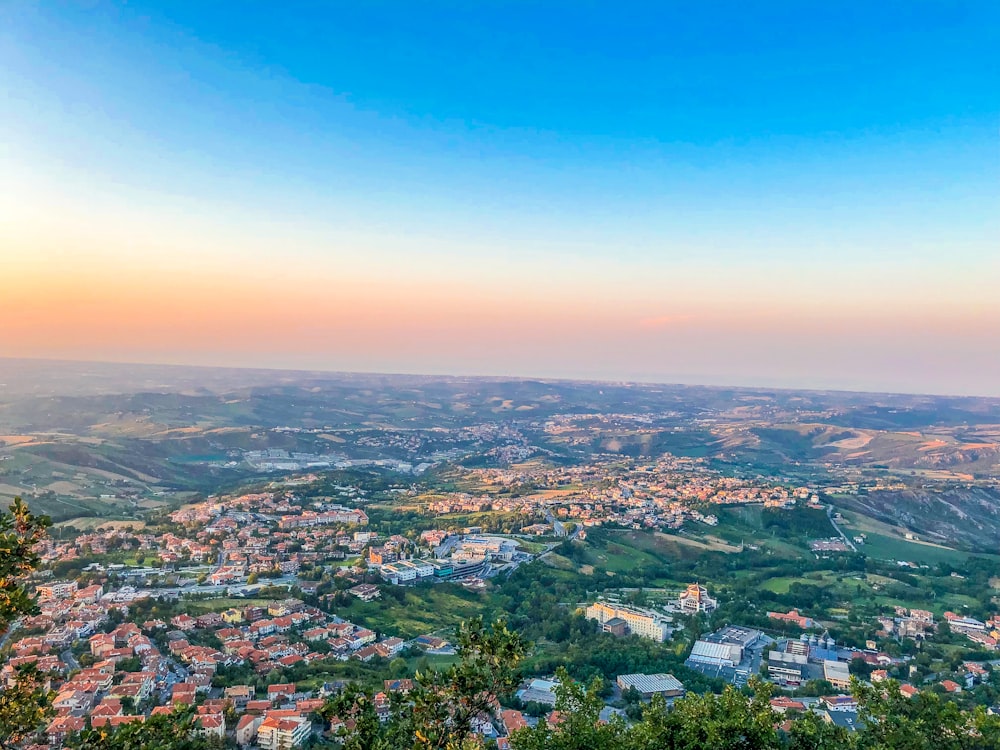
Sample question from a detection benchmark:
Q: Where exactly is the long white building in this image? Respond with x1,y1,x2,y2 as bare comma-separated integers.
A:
585,602,671,642
380,559,434,583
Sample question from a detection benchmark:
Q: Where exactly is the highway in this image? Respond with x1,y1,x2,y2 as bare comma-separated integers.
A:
826,504,857,551
155,574,299,598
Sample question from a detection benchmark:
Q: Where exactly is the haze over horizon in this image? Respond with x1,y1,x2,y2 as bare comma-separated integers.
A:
2,3,998,396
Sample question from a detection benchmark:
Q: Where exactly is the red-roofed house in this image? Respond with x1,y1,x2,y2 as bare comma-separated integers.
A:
194,713,226,740
237,714,263,746
770,697,806,714
267,683,298,702
47,716,87,744
258,712,311,749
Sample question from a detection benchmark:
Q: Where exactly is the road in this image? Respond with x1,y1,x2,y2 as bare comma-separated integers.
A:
156,574,299,598
0,619,23,651
202,548,225,581
434,535,460,558
544,509,567,537
61,649,80,671
826,504,857,551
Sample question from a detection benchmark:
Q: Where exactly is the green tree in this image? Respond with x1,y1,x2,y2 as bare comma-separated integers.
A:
67,709,222,750
0,665,55,750
628,678,780,750
854,679,1000,750
388,657,408,678
0,499,53,749
512,669,627,750
786,709,854,750
0,498,51,629
325,617,527,750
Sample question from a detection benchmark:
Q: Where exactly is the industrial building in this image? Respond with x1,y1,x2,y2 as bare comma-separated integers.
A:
616,673,686,698
684,626,770,686
824,659,852,690
767,650,808,686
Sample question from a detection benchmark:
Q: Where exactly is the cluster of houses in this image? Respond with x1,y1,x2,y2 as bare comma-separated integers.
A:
943,611,1000,650
433,454,812,534
32,491,377,592
876,607,936,641
34,528,215,568
2,571,429,749
163,598,406,670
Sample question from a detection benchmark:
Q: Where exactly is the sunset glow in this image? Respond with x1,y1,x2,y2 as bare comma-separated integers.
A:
2,3,998,394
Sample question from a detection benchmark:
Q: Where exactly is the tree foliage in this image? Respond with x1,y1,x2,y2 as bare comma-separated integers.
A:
855,680,1000,750
324,617,527,750
509,676,1000,750
0,498,51,630
66,709,223,750
513,668,627,750
618,679,780,750
0,665,55,750
0,499,53,749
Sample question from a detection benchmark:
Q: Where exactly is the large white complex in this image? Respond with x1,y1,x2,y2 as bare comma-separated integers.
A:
687,639,740,668
585,602,671,642
457,536,517,561
516,678,560,706
379,559,435,583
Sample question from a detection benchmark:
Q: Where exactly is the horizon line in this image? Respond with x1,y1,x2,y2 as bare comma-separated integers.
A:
1,354,996,402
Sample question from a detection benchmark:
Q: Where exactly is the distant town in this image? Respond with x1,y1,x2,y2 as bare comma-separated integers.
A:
3,370,1000,748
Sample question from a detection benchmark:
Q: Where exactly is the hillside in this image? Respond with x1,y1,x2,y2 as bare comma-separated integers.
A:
2,359,1000,548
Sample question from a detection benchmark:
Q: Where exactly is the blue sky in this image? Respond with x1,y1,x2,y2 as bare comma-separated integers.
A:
2,2,999,393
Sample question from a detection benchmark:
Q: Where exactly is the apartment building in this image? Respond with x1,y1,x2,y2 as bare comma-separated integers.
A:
257,711,311,749
585,602,671,642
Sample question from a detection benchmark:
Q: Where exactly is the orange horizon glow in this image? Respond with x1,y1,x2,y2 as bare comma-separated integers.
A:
4,248,999,396
3,4,998,395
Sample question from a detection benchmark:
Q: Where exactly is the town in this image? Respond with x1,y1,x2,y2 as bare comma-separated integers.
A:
5,458,1000,749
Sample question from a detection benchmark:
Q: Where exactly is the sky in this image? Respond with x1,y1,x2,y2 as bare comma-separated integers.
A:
1,2,998,395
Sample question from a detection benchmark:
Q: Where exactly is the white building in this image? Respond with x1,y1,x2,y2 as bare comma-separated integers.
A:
823,660,851,690
687,639,739,668
585,602,671,642
616,673,685,698
257,712,311,750
380,559,434,584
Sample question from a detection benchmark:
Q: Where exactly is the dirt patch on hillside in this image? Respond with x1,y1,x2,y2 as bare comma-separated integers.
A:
654,532,741,553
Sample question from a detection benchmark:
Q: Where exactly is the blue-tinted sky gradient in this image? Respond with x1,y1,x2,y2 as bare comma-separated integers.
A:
2,2,998,394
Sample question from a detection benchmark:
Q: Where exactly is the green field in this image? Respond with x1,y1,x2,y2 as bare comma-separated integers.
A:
333,584,487,639
542,553,578,571
760,576,823,594
586,538,663,572
858,532,970,565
